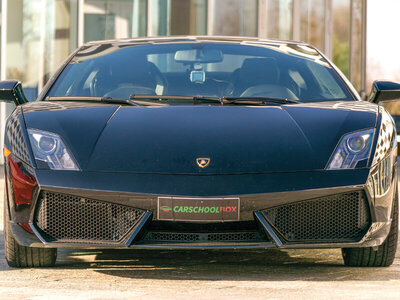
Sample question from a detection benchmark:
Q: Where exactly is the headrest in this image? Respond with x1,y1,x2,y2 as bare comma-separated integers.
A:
109,53,155,87
238,58,280,84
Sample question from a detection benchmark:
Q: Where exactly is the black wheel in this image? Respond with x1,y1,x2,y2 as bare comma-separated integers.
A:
3,195,57,268
342,188,398,267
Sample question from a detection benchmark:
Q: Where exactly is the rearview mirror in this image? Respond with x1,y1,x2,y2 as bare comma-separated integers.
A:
0,80,28,106
174,48,223,63
368,80,400,104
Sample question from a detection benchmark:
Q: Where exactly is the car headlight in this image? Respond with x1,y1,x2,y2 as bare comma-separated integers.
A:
28,129,79,170
326,128,374,170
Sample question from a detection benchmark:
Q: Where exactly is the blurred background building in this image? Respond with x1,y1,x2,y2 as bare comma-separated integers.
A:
0,0,398,163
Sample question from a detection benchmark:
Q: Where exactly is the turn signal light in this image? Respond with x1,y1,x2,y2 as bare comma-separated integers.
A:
8,155,37,205
18,222,34,233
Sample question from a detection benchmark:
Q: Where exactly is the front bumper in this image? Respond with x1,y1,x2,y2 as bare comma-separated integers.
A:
5,167,397,250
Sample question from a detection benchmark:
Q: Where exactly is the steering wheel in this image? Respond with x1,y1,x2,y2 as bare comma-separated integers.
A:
241,84,299,100
103,85,156,99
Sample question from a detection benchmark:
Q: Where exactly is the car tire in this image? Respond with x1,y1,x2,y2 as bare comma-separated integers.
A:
341,188,398,267
3,194,57,268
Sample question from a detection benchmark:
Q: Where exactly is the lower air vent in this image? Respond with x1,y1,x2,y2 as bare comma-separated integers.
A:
142,231,266,243
34,191,146,243
261,191,371,243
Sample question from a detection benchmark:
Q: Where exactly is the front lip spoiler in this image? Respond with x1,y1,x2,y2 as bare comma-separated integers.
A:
9,177,392,250
12,211,389,250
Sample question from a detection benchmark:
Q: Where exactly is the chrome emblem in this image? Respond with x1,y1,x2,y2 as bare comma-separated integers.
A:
196,157,210,168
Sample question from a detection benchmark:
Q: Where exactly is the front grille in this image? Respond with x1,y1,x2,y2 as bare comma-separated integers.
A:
142,231,265,243
34,191,146,243
261,191,371,243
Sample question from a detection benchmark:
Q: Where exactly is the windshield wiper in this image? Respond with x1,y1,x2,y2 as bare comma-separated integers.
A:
130,94,223,105
45,96,140,106
46,95,298,106
223,97,299,105
101,97,140,106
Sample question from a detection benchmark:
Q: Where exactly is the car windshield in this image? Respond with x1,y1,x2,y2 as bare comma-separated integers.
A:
46,41,354,103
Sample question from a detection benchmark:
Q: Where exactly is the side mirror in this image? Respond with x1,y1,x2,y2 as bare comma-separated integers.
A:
368,80,400,104
0,80,28,106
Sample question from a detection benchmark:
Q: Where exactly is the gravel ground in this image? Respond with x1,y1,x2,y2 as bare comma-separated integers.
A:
0,170,399,299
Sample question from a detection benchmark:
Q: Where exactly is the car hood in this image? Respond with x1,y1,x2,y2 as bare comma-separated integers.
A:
22,101,378,174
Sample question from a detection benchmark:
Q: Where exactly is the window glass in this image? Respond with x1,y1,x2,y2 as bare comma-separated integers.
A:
210,0,258,36
6,0,78,101
288,69,306,90
333,0,350,78
84,0,147,42
151,0,207,36
259,0,292,40
0,1,1,77
306,61,347,99
47,42,354,102
350,0,363,92
148,53,247,73
148,53,187,72
300,0,325,51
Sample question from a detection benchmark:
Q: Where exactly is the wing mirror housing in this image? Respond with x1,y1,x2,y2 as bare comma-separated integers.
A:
0,80,28,106
368,80,400,104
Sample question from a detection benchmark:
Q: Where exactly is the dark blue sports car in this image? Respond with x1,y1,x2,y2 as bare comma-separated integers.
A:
2,36,399,267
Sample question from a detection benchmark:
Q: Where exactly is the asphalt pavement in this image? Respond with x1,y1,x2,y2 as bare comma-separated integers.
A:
0,169,399,299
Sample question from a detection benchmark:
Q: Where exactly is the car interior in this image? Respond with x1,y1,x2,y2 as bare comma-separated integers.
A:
49,44,351,102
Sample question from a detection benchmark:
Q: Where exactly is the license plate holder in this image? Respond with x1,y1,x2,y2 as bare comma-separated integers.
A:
157,197,240,222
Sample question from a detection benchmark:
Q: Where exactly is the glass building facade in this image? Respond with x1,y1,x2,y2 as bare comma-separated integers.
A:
0,0,367,163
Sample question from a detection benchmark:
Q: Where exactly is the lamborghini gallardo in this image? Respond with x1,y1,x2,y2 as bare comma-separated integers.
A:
2,36,399,267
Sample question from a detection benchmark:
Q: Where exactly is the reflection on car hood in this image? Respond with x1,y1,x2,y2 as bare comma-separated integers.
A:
22,101,378,174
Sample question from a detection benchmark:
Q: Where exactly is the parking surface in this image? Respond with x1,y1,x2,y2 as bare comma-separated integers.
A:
0,172,399,299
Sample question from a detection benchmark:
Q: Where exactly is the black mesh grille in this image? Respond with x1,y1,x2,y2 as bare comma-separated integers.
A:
207,232,264,242
34,191,146,243
262,191,371,243
144,232,200,242
142,231,265,243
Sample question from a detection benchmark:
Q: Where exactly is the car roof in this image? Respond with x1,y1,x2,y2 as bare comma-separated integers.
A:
82,36,310,48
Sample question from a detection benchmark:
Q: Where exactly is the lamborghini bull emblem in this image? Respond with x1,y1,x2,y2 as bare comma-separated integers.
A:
196,157,210,168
